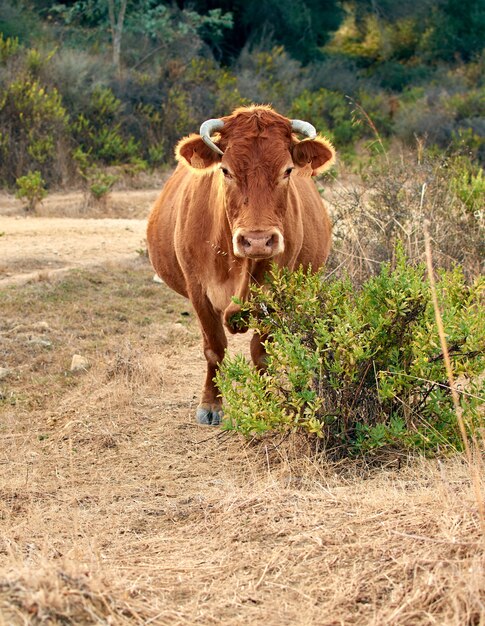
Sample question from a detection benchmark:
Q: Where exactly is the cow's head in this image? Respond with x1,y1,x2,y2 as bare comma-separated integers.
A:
176,105,335,260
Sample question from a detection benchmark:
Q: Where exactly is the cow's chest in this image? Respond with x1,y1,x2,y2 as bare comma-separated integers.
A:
206,276,239,314
203,255,254,315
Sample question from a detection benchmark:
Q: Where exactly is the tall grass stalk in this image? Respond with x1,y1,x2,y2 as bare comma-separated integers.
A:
347,96,389,164
424,218,485,539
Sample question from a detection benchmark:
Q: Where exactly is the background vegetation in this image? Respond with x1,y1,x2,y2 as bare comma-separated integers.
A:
0,0,483,189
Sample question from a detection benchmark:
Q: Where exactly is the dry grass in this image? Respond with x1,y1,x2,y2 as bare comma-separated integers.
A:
322,150,484,284
1,259,484,625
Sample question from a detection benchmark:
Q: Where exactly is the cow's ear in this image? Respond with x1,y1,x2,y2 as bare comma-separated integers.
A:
175,134,222,171
292,136,336,176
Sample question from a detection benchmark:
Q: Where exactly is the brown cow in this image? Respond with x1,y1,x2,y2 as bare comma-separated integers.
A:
147,105,335,425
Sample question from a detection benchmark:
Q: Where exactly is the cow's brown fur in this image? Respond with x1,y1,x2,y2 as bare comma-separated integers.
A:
147,105,334,424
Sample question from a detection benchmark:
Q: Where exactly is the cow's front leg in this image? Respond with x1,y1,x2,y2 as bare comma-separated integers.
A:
223,259,253,334
223,300,250,334
192,294,228,426
251,332,268,370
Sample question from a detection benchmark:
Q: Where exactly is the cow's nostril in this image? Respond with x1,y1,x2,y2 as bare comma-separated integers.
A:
235,230,283,257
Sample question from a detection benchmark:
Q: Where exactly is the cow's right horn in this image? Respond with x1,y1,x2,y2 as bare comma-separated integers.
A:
200,118,224,156
291,119,317,139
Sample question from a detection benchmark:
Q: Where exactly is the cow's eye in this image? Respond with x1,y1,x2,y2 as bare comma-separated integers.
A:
283,167,293,178
221,167,232,179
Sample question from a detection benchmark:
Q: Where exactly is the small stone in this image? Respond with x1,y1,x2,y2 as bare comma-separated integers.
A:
28,338,52,348
158,322,194,345
70,354,90,372
11,324,29,334
34,321,50,332
153,274,163,284
0,367,11,381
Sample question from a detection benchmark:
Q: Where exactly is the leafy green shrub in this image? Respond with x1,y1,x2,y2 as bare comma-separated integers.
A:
71,86,140,166
15,170,47,211
290,87,393,156
72,148,118,206
445,88,485,120
394,86,485,159
123,156,148,177
237,45,308,112
162,87,199,144
217,250,484,456
89,172,118,200
450,128,485,164
123,57,248,163
0,33,20,64
0,1,41,42
147,142,165,167
449,156,485,214
25,47,56,78
0,78,68,185
185,58,249,116
133,100,165,166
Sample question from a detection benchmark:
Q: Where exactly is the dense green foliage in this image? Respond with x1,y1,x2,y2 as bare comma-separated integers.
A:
217,251,484,456
0,1,483,187
0,71,68,185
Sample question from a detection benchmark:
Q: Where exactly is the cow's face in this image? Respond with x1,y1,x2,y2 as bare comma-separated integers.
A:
176,108,335,260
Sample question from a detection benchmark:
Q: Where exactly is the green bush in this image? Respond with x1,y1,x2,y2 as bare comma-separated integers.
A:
88,170,118,201
0,78,68,185
71,86,140,165
290,88,359,149
217,249,484,456
158,58,247,153
0,33,20,64
237,45,307,112
72,148,118,206
394,86,485,159
290,87,393,155
449,156,485,214
15,170,47,211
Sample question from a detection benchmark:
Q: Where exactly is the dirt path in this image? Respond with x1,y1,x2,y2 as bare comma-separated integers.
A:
0,215,148,286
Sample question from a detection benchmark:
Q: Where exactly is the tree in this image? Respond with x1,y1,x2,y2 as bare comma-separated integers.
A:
421,0,485,62
107,0,127,75
345,0,485,63
175,0,345,64
49,1,233,69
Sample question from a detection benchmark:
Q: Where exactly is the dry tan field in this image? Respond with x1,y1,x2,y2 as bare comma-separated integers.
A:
0,193,484,625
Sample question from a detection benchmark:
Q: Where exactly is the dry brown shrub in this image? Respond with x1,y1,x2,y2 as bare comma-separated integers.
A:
324,149,483,284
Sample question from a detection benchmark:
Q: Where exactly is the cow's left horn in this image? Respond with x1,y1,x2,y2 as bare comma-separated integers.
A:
200,118,224,156
291,119,317,139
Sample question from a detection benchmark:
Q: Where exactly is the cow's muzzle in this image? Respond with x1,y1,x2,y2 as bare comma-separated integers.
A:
233,228,284,259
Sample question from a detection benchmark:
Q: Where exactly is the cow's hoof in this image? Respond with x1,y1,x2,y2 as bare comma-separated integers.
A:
224,304,250,335
196,404,223,426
